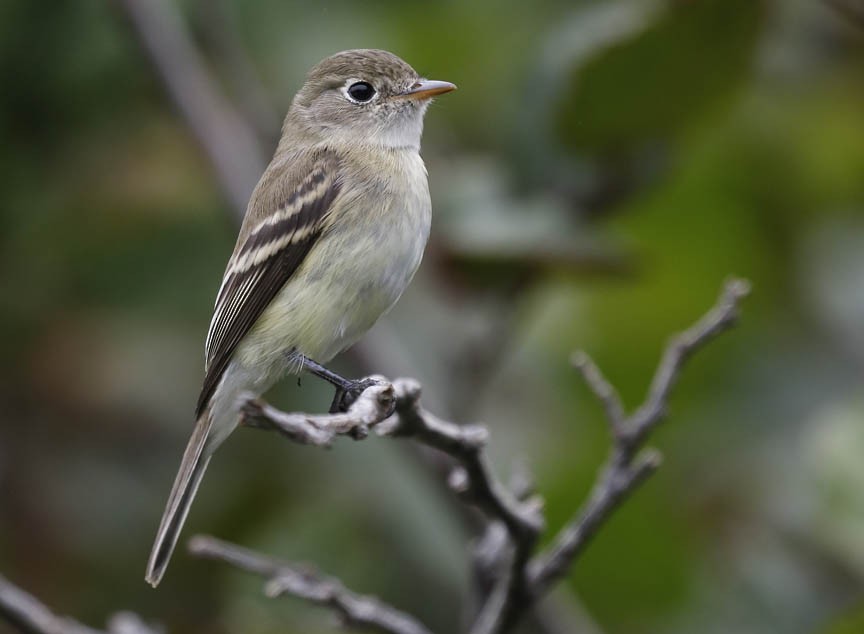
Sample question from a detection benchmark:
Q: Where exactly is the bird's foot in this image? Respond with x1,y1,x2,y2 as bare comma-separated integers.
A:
300,356,386,419
328,377,383,415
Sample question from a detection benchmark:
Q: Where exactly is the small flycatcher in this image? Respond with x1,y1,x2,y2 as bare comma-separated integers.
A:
146,49,455,586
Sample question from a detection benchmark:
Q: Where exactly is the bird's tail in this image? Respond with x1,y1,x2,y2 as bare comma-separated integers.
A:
145,409,213,587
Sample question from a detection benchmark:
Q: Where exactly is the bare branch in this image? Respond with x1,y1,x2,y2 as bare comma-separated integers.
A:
0,574,160,634
570,351,626,432
460,279,750,633
527,278,750,597
245,376,544,545
526,450,662,594
381,380,545,544
241,380,396,446
0,573,102,634
232,376,545,634
112,0,267,218
188,536,434,634
627,278,751,446
187,278,747,634
382,379,545,634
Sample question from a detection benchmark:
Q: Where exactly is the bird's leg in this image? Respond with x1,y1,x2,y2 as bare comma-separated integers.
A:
300,357,381,414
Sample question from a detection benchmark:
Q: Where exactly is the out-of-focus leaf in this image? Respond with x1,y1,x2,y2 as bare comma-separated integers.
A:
432,157,632,285
794,399,864,573
821,603,864,634
800,218,864,361
553,0,765,153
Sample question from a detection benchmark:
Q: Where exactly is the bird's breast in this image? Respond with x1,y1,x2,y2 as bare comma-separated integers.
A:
236,150,431,373
323,150,432,333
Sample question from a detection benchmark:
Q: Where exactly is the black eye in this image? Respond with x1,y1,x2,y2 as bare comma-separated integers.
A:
347,81,376,102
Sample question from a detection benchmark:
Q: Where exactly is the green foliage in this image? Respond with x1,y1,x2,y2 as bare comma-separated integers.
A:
555,0,765,153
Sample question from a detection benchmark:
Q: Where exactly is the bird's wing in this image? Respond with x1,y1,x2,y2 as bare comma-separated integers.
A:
196,150,341,417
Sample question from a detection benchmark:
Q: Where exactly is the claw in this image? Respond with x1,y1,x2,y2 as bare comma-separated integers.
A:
329,377,382,413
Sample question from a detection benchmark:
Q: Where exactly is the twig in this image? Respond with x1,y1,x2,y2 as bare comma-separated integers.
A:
380,383,545,634
112,0,266,219
464,278,750,633
188,536,434,634
241,380,396,446
225,279,748,634
380,379,545,543
224,376,544,634
527,278,751,595
0,574,160,634
628,278,752,445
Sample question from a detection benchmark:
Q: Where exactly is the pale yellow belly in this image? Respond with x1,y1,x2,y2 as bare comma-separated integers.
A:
234,197,430,384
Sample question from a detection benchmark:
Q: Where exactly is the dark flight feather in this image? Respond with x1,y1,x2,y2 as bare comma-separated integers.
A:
196,152,341,417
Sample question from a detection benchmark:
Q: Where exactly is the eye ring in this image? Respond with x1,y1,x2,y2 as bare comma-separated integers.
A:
346,81,376,103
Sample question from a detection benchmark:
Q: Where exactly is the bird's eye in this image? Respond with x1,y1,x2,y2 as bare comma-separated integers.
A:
347,81,376,103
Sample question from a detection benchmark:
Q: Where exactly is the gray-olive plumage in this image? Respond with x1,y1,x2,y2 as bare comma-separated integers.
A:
199,151,339,418
146,49,455,587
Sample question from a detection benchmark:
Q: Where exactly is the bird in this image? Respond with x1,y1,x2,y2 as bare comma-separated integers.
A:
145,49,455,587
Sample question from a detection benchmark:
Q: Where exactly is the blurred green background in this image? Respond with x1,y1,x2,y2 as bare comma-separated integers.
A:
1,1,864,633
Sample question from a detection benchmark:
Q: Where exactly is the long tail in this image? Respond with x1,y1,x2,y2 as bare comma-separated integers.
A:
145,409,213,587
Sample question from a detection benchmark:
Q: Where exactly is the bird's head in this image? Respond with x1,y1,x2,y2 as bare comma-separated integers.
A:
286,49,456,150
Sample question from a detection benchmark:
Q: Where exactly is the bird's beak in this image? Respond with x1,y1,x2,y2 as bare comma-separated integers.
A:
399,79,457,100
